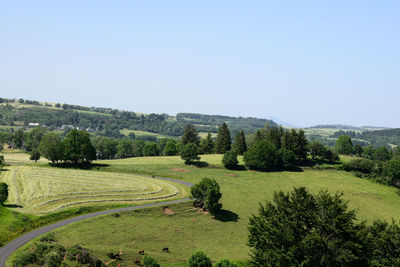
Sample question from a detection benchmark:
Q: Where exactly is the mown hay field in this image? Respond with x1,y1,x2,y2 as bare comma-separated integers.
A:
0,165,187,215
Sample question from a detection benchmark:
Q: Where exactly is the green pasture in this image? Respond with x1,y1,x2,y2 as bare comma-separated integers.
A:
5,154,400,266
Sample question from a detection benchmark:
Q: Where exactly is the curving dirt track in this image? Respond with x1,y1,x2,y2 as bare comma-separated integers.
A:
0,175,193,267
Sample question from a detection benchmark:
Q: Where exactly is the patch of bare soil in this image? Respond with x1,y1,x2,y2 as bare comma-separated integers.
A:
227,173,238,177
170,168,189,173
163,206,175,215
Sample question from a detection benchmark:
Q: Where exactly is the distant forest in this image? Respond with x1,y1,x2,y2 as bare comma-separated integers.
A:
0,97,276,138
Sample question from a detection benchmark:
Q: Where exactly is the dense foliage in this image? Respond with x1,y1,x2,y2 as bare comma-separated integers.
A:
191,178,222,215
188,251,212,267
181,143,200,165
222,150,239,170
0,182,8,205
248,187,400,267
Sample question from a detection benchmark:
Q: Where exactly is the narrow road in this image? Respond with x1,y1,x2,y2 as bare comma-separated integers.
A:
0,175,193,267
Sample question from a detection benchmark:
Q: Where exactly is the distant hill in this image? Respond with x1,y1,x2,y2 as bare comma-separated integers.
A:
0,97,276,138
176,113,277,135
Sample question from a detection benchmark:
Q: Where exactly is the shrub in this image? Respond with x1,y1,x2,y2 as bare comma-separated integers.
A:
188,251,212,267
40,233,56,243
343,158,374,174
215,259,238,267
44,251,63,267
67,246,82,260
13,251,37,267
181,143,200,165
143,255,160,267
163,140,178,156
243,140,277,171
222,150,239,170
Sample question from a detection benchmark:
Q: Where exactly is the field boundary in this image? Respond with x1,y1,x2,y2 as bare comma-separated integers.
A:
0,175,193,267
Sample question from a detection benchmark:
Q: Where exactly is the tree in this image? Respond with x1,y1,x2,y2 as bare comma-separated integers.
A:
248,187,368,267
116,139,134,158
277,148,296,168
191,178,222,214
181,143,200,165
30,149,41,162
293,129,308,161
38,133,62,163
199,132,214,154
0,155,4,167
222,150,239,170
0,182,8,205
163,140,178,156
336,135,353,155
383,156,400,185
353,144,364,157
188,251,212,267
309,141,325,160
12,129,25,149
25,126,47,152
243,140,277,171
373,146,391,161
181,124,200,146
143,142,159,156
233,130,247,155
61,129,96,164
215,123,231,154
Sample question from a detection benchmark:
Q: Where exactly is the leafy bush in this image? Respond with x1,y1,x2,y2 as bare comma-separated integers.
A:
222,150,239,170
243,140,277,171
12,251,37,267
188,251,212,267
383,156,400,186
343,158,374,174
40,233,56,242
215,259,238,267
44,251,63,267
143,255,160,267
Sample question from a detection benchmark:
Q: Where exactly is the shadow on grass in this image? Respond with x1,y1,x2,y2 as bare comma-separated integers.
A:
49,162,110,170
214,209,239,222
192,161,209,168
225,165,247,171
4,204,23,208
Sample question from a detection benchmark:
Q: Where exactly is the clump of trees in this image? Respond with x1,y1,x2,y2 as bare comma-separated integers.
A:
38,129,96,165
188,251,212,267
191,178,222,215
248,187,400,266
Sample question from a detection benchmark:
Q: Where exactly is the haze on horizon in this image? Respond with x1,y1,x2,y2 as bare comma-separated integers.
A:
1,1,399,128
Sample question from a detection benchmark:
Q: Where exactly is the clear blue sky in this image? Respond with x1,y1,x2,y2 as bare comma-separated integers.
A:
1,1,399,127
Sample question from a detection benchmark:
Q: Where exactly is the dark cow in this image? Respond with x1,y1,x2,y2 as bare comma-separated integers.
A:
162,247,169,252
134,260,141,265
138,250,144,255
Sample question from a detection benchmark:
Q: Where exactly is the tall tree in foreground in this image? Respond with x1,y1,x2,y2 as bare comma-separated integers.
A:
181,124,200,146
215,123,231,154
181,143,200,165
233,130,247,155
248,187,368,267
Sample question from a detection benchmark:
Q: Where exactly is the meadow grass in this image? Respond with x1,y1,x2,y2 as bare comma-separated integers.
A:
120,129,176,139
5,154,400,266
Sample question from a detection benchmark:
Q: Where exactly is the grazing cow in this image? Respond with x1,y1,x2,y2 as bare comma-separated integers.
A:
162,247,169,252
138,250,144,255
134,260,141,265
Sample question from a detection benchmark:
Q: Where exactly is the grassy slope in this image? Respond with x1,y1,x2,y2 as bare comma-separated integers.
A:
7,155,400,266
